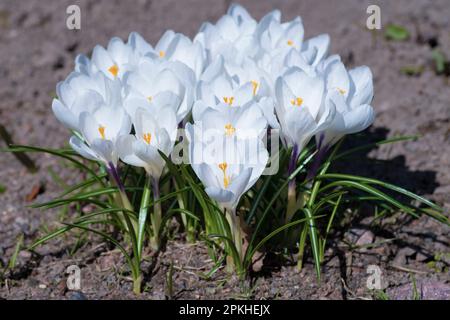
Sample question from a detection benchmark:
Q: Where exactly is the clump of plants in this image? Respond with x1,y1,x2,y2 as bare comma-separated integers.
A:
8,4,448,294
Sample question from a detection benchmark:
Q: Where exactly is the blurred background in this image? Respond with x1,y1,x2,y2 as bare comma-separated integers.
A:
0,0,449,299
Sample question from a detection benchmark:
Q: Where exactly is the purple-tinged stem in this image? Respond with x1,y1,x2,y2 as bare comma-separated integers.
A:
286,144,299,223
107,162,125,193
306,134,329,181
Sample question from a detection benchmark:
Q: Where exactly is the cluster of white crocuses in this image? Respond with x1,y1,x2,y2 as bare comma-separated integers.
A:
52,4,374,232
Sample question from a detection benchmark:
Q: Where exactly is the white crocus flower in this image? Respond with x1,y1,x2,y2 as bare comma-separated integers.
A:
196,67,253,113
186,123,268,211
87,37,139,80
70,106,131,167
191,100,268,141
275,67,335,150
150,30,206,80
75,32,151,79
301,34,330,67
224,57,272,101
195,56,279,128
127,32,154,57
123,56,195,123
117,107,177,179
256,15,304,60
316,58,375,147
279,34,331,77
52,71,121,132
194,4,257,65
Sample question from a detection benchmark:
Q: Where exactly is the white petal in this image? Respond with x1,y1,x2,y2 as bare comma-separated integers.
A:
128,31,153,56
79,112,101,143
52,99,78,131
117,134,147,168
69,135,99,161
349,66,374,107
342,104,375,134
91,138,116,165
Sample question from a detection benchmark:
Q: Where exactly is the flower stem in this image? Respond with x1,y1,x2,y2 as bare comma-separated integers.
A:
107,162,137,235
107,163,142,293
286,145,299,224
150,177,162,251
133,274,142,295
225,207,244,275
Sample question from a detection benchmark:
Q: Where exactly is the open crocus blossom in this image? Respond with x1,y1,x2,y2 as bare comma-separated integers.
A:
117,106,178,251
257,14,304,59
194,57,278,128
197,62,254,108
194,4,258,65
76,37,141,81
275,67,335,151
316,57,375,148
52,71,122,132
188,135,269,211
150,30,206,80
52,70,130,167
70,105,131,168
191,100,268,140
186,92,269,266
117,107,177,179
123,56,195,123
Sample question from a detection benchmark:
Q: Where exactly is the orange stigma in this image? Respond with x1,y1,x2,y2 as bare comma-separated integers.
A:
251,80,259,96
98,126,106,139
143,133,152,144
108,64,119,77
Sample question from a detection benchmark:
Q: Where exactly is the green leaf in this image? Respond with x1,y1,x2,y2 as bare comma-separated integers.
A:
400,65,424,76
317,173,441,210
318,180,420,218
385,24,409,41
137,176,152,259
28,208,135,250
57,174,107,198
208,233,242,271
8,234,24,270
304,207,321,281
245,216,314,268
431,49,447,74
246,151,316,262
5,145,105,186
62,222,137,278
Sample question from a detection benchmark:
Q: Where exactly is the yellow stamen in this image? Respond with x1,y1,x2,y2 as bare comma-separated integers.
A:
287,40,294,46
290,97,303,106
98,126,106,139
108,64,119,77
147,96,153,102
224,123,236,136
143,133,152,145
218,162,230,189
159,50,165,58
337,88,346,95
251,80,259,96
223,96,235,106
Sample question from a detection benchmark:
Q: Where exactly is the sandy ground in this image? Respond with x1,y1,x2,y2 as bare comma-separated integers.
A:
0,0,449,299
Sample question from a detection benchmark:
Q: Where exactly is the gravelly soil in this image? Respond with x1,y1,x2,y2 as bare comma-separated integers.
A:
0,0,449,300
